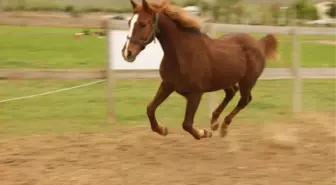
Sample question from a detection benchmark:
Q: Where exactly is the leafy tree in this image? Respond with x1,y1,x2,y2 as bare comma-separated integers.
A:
270,3,281,25
211,0,241,22
327,2,336,18
212,4,221,21
291,0,318,20
199,1,211,14
293,0,306,19
182,0,200,7
232,5,245,24
305,4,318,20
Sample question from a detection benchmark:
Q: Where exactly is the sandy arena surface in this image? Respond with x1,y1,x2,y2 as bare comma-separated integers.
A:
0,113,335,185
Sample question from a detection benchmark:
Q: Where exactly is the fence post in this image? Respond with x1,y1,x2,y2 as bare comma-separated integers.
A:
106,18,116,124
203,23,218,118
291,27,302,113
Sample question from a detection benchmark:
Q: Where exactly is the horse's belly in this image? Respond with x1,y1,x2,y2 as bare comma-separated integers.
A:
211,69,244,88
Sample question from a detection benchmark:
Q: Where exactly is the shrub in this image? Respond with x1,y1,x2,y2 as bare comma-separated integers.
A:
81,6,103,13
64,5,74,13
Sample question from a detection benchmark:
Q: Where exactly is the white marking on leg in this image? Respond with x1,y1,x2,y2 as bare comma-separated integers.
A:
199,129,205,137
124,14,139,58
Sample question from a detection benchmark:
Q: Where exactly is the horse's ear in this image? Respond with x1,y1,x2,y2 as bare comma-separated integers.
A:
142,0,152,13
130,0,140,11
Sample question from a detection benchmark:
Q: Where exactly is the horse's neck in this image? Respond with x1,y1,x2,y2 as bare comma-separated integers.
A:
156,14,183,61
155,13,210,76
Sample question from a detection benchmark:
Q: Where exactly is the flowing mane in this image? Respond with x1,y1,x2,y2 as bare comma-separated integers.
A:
148,0,202,30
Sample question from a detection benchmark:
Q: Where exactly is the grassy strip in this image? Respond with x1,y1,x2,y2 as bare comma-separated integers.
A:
0,26,334,69
0,79,334,136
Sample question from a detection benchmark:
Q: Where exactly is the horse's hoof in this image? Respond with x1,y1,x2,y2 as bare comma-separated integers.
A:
219,124,228,138
210,121,220,131
200,129,212,138
158,126,168,136
161,126,168,136
205,129,213,138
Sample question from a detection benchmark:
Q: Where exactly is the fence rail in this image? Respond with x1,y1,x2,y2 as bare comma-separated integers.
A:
108,20,336,35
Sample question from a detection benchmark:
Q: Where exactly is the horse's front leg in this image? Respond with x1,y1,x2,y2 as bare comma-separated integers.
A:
182,93,212,140
147,82,174,136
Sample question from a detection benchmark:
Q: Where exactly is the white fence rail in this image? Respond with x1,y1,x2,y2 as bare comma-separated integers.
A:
106,20,336,122
108,20,336,35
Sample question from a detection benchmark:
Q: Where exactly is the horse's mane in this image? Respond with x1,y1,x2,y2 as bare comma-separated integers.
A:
148,0,201,31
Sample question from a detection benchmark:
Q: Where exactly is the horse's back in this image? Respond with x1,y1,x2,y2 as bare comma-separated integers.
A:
218,33,262,52
217,33,266,77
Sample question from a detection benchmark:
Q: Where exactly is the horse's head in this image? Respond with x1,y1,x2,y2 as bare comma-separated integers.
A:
122,0,160,62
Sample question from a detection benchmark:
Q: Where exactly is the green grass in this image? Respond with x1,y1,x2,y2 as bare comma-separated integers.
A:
0,26,105,69
0,26,335,69
0,79,334,136
219,33,336,68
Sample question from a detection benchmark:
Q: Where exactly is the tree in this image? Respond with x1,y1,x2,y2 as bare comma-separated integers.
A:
270,3,281,25
293,0,306,19
182,0,200,7
291,0,318,20
200,1,211,14
304,4,318,20
211,0,241,22
212,4,220,21
232,5,245,24
326,2,336,18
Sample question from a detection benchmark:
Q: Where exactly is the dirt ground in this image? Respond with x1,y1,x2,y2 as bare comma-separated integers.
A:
0,113,335,185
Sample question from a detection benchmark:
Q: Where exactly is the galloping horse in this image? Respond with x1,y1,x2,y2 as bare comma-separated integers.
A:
122,0,278,140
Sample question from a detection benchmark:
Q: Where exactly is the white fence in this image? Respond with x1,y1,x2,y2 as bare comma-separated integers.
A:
106,20,335,123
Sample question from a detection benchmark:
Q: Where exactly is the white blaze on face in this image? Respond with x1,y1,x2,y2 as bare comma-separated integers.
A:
124,14,139,58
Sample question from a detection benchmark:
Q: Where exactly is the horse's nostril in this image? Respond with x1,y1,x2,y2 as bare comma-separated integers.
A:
127,51,132,58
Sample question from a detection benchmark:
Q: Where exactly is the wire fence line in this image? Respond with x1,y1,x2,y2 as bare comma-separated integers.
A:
0,79,105,103
1,73,334,104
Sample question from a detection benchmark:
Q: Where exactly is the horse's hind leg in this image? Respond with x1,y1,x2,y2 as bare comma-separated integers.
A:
210,85,239,131
182,93,212,140
220,81,254,137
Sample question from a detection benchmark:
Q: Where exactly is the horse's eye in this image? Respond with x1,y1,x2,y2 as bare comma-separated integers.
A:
139,22,146,28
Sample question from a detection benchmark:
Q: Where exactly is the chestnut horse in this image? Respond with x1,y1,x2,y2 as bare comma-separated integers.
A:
122,0,278,140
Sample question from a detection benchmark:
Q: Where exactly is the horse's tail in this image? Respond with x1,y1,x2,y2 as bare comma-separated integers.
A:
259,34,279,62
